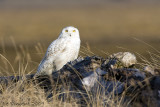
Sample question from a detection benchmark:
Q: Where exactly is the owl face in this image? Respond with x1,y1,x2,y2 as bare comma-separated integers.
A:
60,26,79,38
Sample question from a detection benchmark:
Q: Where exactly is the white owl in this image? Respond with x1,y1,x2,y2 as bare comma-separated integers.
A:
35,26,81,77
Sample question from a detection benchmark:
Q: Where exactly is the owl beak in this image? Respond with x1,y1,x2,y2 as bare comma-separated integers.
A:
69,34,72,36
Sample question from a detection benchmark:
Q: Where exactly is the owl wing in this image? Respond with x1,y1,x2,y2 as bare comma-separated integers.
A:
45,37,68,58
36,38,69,75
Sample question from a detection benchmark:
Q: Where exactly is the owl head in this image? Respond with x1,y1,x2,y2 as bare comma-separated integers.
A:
59,26,80,38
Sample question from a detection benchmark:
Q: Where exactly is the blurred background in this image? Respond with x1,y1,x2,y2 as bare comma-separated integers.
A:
0,0,160,73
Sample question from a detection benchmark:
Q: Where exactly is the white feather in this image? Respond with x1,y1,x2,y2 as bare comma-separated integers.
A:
35,26,80,76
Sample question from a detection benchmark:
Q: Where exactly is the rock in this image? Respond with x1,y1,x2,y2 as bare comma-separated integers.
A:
104,68,146,82
61,55,104,75
102,58,121,69
81,71,99,91
105,81,124,95
134,70,146,80
69,56,84,66
96,68,107,76
144,65,155,75
132,76,160,107
110,52,137,67
78,70,124,99
150,76,160,90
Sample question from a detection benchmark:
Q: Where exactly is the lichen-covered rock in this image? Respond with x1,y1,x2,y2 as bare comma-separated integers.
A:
77,70,124,96
144,65,155,75
110,52,137,67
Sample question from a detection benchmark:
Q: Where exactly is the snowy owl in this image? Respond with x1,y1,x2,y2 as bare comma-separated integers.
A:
35,26,80,77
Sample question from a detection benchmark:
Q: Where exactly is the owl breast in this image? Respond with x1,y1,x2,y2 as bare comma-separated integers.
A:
54,38,80,70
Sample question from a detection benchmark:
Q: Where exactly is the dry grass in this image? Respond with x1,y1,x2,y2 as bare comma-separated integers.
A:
0,42,130,107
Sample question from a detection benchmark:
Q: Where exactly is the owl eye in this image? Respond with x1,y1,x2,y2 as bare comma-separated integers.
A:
65,30,68,32
73,30,76,32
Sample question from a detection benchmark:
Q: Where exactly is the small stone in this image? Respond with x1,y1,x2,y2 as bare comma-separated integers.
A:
81,72,98,91
134,71,146,80
110,52,137,67
158,90,160,98
96,68,107,76
144,66,155,75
